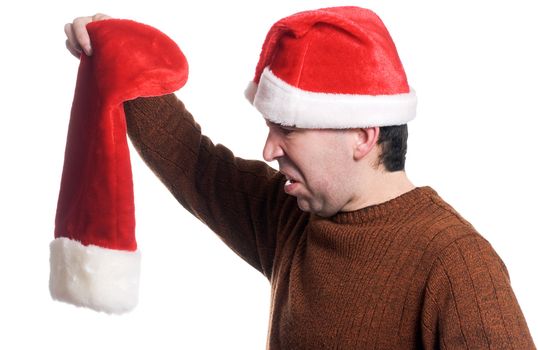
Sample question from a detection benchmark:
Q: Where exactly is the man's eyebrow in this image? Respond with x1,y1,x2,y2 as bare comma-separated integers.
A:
266,120,298,129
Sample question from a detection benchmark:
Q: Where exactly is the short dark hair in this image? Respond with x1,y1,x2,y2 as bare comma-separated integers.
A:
376,124,408,172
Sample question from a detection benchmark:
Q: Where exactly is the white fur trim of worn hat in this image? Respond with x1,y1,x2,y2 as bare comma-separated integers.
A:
246,68,417,129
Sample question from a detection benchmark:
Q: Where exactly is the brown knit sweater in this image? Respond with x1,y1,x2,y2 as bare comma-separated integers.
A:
124,94,535,349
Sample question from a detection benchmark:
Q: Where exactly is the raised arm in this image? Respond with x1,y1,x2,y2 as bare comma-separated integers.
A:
123,94,307,279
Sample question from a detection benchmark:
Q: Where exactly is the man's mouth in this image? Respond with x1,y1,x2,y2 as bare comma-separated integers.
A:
283,172,298,185
285,178,297,186
283,174,299,194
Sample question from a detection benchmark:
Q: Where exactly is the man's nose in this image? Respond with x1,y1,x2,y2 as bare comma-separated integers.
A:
263,130,284,162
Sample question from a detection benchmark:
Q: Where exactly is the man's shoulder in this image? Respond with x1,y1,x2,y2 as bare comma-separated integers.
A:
408,187,493,263
404,189,509,294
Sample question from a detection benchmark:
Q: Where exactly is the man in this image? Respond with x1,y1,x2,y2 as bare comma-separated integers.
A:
65,7,535,349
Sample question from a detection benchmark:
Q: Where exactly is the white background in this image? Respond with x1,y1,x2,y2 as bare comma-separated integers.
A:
0,0,536,348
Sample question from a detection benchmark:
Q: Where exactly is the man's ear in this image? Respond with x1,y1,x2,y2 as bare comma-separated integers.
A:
352,127,380,161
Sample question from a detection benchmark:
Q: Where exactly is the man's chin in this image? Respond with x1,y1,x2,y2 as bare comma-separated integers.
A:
296,198,312,213
296,198,335,217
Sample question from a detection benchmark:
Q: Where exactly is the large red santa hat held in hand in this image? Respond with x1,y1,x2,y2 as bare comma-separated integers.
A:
50,19,188,314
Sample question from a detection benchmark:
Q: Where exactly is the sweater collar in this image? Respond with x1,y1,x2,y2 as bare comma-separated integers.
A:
327,186,438,225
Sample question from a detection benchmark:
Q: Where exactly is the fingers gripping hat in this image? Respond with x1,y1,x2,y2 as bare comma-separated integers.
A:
50,19,188,313
245,6,416,128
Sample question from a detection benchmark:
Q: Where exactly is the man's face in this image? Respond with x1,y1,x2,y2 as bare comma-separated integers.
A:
263,121,357,217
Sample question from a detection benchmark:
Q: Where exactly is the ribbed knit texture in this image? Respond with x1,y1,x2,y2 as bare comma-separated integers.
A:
124,94,535,349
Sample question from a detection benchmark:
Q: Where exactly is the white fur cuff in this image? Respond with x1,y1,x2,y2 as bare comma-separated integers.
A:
49,237,141,314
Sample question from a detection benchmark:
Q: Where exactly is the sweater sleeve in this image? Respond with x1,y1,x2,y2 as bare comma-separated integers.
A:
123,94,304,280
421,234,535,349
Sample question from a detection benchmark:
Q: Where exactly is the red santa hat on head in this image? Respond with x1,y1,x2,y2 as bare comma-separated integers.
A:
50,19,188,314
245,6,416,128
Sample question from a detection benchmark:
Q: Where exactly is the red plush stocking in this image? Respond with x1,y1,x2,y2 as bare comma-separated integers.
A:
50,19,188,313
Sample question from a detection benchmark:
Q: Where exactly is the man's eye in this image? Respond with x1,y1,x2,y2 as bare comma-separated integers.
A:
266,121,296,134
280,126,295,134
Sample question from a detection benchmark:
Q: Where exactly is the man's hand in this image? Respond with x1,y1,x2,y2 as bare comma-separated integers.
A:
64,13,111,58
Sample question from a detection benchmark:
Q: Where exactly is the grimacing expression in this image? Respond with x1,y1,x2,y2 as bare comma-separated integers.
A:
263,121,358,217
